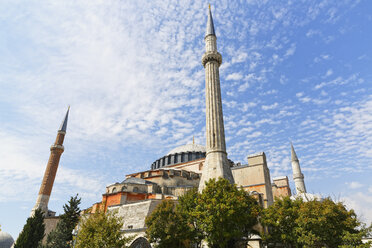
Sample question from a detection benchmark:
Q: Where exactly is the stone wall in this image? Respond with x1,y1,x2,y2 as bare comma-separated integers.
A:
108,199,162,231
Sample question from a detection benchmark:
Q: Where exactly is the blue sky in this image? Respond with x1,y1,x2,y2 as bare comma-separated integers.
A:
1,0,371,239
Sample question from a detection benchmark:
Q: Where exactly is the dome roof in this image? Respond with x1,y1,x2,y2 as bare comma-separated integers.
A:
167,143,206,155
0,231,14,248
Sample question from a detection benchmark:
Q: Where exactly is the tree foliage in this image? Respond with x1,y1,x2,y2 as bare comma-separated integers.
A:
45,194,81,248
296,198,369,248
261,196,371,248
75,210,132,248
145,200,189,248
195,178,260,248
176,188,204,247
15,208,45,248
260,196,302,247
146,178,260,248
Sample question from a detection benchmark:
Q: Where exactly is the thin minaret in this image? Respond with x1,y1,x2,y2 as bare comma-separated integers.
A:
199,6,234,191
291,142,307,194
31,107,70,216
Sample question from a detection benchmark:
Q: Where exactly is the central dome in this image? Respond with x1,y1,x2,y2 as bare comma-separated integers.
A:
167,143,206,155
151,143,206,170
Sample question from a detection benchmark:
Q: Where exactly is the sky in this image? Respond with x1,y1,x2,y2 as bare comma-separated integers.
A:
0,0,371,239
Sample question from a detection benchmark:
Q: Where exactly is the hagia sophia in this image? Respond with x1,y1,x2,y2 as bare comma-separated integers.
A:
1,6,311,248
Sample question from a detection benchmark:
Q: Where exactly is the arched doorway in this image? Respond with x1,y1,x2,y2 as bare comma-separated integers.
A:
130,237,151,248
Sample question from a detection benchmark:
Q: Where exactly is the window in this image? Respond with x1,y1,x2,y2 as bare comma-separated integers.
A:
133,187,139,193
112,187,117,193
121,186,127,191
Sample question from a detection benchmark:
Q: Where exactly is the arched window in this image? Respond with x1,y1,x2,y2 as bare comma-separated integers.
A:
133,187,139,193
112,187,117,193
121,186,127,191
130,237,151,248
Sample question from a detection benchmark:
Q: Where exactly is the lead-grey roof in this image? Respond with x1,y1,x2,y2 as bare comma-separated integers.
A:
205,6,216,37
59,106,70,132
121,177,154,185
291,142,299,161
167,143,206,155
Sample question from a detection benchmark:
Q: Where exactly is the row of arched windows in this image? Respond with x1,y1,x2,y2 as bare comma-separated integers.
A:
111,186,139,193
151,152,206,170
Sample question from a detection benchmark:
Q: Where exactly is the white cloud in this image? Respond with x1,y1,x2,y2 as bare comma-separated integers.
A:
296,92,304,98
346,181,363,189
314,54,331,63
285,43,296,57
342,192,372,225
262,102,278,110
325,69,333,77
226,72,243,81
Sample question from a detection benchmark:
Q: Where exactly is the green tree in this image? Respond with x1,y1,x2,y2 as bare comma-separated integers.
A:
296,198,369,248
145,199,189,248
45,194,81,248
75,210,132,248
261,197,371,248
176,188,204,247
15,208,45,248
146,188,203,248
195,178,261,248
260,196,302,247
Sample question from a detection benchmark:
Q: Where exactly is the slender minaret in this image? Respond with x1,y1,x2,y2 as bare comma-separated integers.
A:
291,142,307,194
199,6,234,191
31,107,69,216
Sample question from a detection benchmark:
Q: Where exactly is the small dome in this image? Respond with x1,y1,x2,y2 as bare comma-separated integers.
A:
167,143,206,155
0,231,14,248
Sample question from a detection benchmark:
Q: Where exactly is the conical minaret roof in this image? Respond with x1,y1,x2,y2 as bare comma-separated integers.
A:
205,5,216,37
291,142,299,161
58,106,70,132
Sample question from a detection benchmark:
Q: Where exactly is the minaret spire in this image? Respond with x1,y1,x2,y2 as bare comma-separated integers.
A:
199,6,234,192
206,4,215,37
31,107,70,216
59,105,70,132
290,142,307,194
291,142,298,161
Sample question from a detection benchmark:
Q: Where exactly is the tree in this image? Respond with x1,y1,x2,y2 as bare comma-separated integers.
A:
194,178,261,248
45,194,81,248
146,188,203,248
260,197,371,248
260,196,302,247
145,200,189,248
176,188,204,247
75,210,132,248
15,208,45,248
296,198,369,248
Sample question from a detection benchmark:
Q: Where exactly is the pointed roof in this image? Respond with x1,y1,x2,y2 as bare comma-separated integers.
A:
291,142,299,161
205,5,216,37
58,106,70,132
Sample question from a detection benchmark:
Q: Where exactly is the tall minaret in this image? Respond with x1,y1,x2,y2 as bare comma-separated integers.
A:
291,142,307,194
31,107,70,216
199,6,234,191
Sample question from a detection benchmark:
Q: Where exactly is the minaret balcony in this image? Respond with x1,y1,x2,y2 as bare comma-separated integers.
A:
50,144,64,151
293,172,304,180
202,51,222,67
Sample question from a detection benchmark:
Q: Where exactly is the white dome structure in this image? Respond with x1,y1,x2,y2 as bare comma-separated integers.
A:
0,231,14,248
